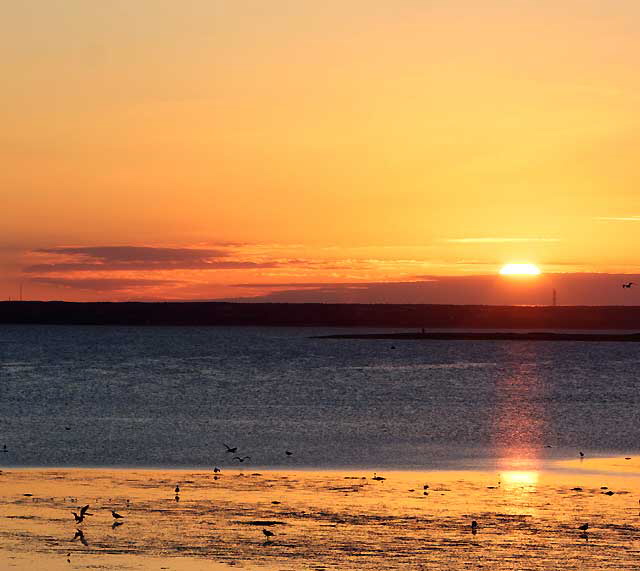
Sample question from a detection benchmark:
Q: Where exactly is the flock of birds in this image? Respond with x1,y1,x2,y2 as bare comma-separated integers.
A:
64,446,607,551
68,443,296,547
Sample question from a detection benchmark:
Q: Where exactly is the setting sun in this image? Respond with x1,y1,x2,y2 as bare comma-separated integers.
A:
499,263,541,276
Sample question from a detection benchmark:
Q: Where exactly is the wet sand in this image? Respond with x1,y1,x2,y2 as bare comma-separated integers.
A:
1,460,640,570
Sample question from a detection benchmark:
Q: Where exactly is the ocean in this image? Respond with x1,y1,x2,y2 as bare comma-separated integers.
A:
1,325,639,469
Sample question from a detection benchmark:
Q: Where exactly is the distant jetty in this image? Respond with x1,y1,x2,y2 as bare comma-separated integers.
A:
314,331,640,342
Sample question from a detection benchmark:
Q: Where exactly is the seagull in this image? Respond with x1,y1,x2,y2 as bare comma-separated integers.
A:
578,523,589,531
175,485,180,493
213,466,221,473
579,451,584,458
72,529,88,546
223,443,238,454
111,510,124,519
72,505,92,524
285,450,293,456
262,529,275,541
623,282,635,288
233,456,251,463
372,473,386,481
471,520,478,534
111,520,124,530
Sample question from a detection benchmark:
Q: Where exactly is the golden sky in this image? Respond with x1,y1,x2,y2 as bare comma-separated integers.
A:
3,1,640,303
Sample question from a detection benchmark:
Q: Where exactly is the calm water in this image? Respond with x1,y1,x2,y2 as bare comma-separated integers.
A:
0,325,639,469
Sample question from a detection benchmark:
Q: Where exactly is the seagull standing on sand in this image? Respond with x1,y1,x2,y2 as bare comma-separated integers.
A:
262,529,275,541
471,520,478,535
175,485,180,494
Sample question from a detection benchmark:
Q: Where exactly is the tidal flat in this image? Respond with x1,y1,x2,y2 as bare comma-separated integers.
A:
1,459,640,570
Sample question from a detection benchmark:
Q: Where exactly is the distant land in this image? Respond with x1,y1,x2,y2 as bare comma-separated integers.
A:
315,331,640,342
2,301,640,329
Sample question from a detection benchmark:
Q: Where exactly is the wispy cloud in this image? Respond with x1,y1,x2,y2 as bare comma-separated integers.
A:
595,216,640,222
24,246,277,272
445,237,560,244
30,277,182,292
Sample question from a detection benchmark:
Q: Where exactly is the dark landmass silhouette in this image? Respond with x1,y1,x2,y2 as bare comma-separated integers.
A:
315,331,640,342
2,301,640,330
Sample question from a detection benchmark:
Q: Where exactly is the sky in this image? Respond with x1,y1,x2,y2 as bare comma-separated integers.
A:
3,0,640,304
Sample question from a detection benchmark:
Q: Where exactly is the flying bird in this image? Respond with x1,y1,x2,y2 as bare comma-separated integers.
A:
111,510,124,519
285,450,293,456
223,443,238,453
72,505,92,524
233,456,251,462
111,520,124,530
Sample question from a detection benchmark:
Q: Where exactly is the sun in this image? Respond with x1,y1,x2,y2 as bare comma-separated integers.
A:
499,263,541,276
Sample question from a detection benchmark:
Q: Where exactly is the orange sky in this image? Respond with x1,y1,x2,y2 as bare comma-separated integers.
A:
3,1,640,303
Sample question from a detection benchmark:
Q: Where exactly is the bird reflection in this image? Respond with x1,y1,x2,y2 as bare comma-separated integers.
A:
72,529,88,546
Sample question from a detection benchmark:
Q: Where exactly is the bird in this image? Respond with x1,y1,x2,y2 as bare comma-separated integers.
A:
579,451,584,458
623,282,635,288
578,523,589,531
285,450,293,456
262,529,275,541
111,521,124,530
233,456,251,463
423,484,429,490
471,520,478,534
72,505,92,524
213,466,221,473
174,485,180,493
223,443,238,453
372,473,386,481
111,510,124,519
72,529,88,546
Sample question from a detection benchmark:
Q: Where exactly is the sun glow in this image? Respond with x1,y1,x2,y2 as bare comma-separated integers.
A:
499,263,541,276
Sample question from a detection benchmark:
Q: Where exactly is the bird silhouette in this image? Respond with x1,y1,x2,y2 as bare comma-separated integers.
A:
233,456,251,462
471,520,478,535
175,485,180,493
578,523,589,531
111,520,124,530
623,282,635,288
223,443,238,453
371,473,386,481
71,505,92,524
285,450,293,456
262,529,275,541
111,510,124,519
579,451,584,458
213,466,221,473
